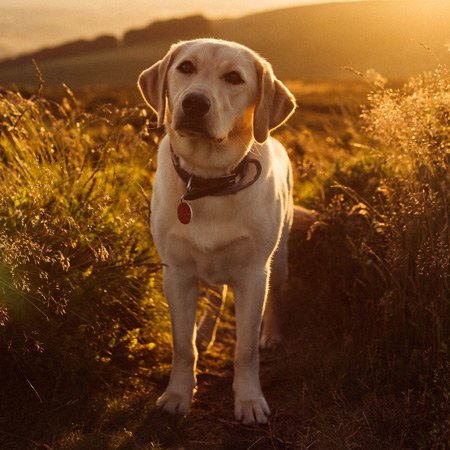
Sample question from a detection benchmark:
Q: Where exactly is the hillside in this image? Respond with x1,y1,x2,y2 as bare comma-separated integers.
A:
0,0,449,87
215,0,450,78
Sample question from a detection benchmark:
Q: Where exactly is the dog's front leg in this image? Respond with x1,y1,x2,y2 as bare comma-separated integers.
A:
233,268,271,424
157,267,199,415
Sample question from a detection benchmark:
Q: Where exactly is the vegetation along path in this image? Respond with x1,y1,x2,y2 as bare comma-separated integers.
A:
0,65,449,449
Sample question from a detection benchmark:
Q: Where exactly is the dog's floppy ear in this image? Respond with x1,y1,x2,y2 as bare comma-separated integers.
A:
138,44,180,127
253,58,296,144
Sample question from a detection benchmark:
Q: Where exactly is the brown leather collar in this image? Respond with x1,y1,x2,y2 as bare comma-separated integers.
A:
170,145,262,201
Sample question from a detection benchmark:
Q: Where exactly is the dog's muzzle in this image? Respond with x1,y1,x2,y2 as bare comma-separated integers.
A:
175,92,214,139
182,93,211,118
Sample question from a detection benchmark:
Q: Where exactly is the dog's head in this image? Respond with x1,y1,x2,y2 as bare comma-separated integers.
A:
138,39,296,171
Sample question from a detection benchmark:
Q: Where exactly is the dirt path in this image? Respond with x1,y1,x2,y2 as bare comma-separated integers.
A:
138,309,306,450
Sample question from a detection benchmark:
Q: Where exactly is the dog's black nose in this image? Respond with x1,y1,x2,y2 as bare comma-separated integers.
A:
182,93,211,118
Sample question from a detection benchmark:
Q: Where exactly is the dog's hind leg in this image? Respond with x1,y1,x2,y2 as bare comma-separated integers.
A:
260,223,289,350
196,284,227,353
260,205,316,350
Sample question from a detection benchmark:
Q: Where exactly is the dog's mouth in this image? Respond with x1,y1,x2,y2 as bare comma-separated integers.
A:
174,119,225,143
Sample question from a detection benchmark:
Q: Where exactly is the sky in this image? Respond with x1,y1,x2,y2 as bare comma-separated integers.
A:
1,0,361,17
0,0,361,58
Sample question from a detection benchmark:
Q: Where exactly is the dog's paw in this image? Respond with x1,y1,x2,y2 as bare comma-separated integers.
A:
259,332,282,350
234,395,271,425
156,391,192,416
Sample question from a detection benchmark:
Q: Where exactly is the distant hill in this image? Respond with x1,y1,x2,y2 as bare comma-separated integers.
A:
215,0,450,79
0,15,212,72
0,35,118,70
0,1,449,87
123,15,211,46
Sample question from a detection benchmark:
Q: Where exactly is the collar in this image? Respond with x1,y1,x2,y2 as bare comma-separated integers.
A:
170,145,262,201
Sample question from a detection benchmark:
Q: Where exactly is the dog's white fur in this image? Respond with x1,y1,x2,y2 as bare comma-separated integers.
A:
138,38,296,424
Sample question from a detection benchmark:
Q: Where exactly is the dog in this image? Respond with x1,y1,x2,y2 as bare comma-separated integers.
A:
138,38,296,425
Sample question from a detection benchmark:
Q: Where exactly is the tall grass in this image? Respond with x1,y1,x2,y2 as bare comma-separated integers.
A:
285,65,449,447
362,65,449,366
362,67,450,445
0,88,170,414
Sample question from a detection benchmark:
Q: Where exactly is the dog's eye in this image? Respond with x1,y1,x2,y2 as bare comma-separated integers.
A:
177,61,195,74
224,71,244,85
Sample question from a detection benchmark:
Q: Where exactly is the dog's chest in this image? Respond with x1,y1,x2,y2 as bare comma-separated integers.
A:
172,198,252,249
152,196,260,284
166,225,254,285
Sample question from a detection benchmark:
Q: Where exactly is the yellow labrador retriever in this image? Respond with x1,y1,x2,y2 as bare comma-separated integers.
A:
138,38,296,425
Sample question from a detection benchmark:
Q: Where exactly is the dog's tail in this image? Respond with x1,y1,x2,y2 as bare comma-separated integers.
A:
291,205,317,233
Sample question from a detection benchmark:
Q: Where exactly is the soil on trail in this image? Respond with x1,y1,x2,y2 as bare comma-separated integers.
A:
138,306,308,450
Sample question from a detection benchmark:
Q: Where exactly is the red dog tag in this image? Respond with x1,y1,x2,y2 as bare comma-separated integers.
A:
177,201,192,224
